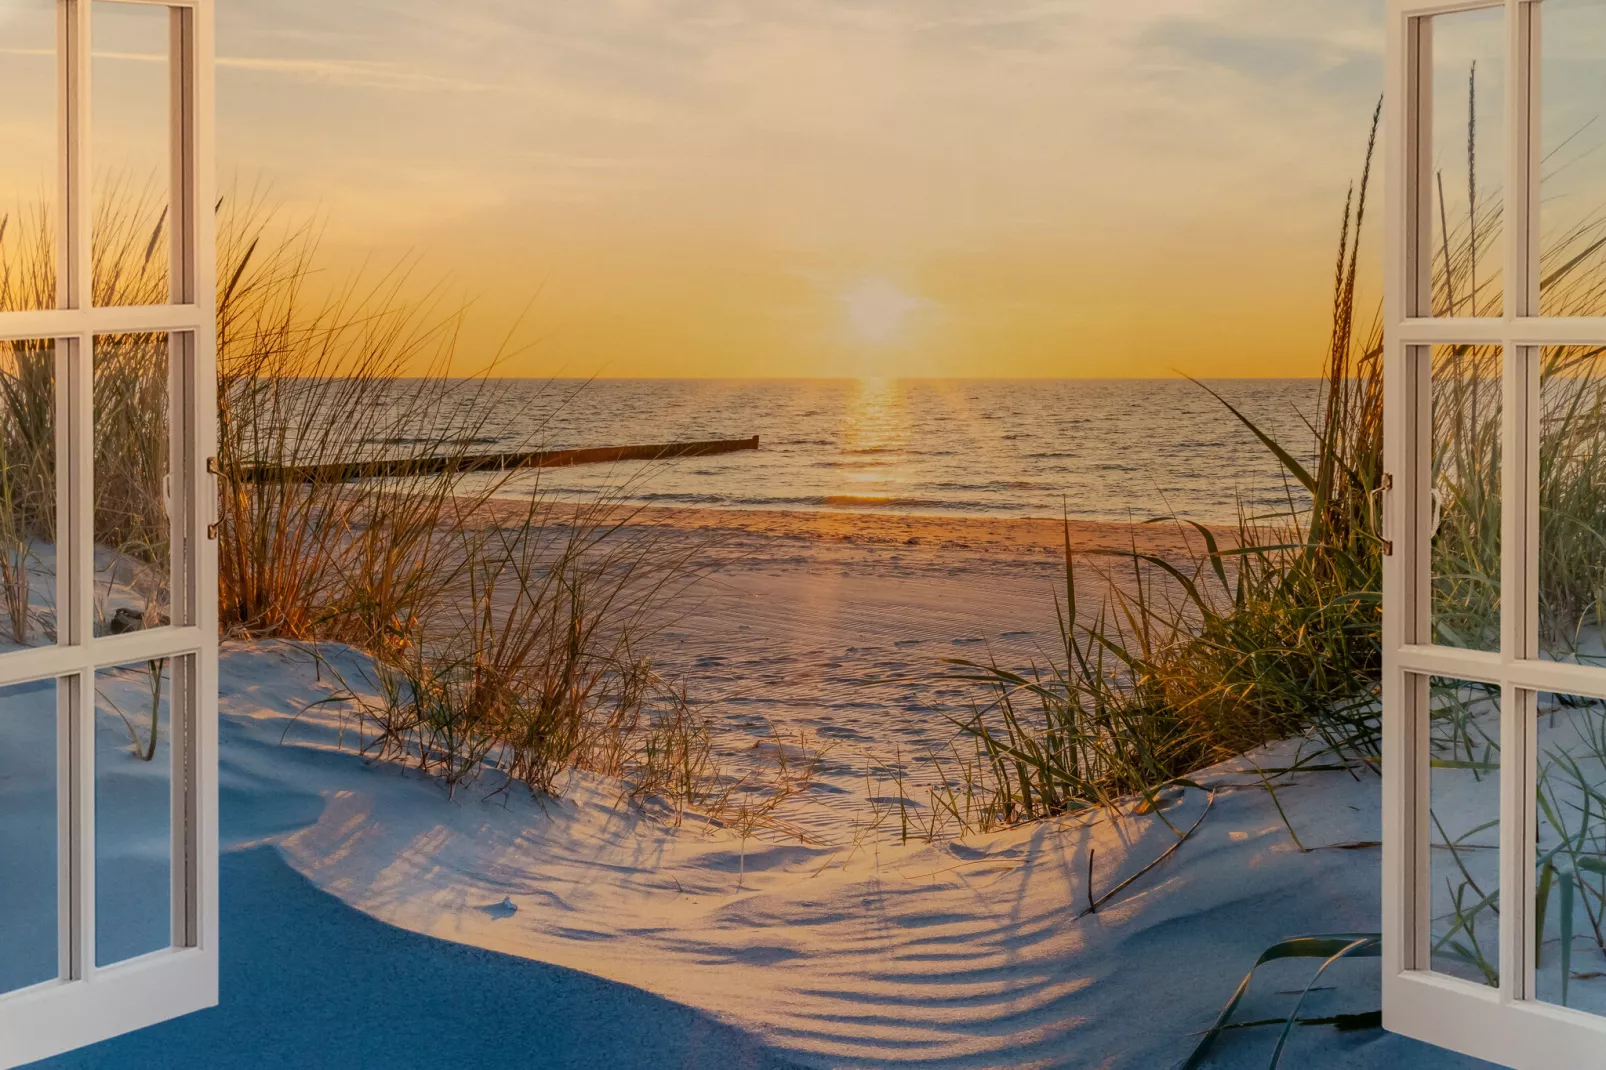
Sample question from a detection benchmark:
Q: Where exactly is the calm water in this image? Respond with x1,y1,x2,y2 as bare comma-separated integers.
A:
418,378,1324,525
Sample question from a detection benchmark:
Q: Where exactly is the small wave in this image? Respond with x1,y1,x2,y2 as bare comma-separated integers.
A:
639,491,1014,513
930,480,1053,492
636,492,736,505
820,495,900,507
812,495,1030,513
361,435,502,447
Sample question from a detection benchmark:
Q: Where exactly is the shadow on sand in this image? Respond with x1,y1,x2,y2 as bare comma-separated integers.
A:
34,846,799,1070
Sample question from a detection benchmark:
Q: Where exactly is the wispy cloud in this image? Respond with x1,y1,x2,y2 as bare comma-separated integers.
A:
218,55,502,93
0,45,503,93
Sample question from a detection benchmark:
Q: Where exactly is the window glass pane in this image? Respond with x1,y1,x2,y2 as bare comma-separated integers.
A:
1427,7,1506,317
1426,675,1501,986
0,0,57,311
92,0,172,307
1430,345,1501,651
0,677,57,993
1535,690,1606,1013
94,332,172,637
1539,346,1606,664
1540,0,1606,316
0,338,56,656
95,657,173,966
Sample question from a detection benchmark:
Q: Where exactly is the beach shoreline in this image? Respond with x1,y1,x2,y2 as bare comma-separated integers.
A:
623,503,1216,556
469,497,1224,564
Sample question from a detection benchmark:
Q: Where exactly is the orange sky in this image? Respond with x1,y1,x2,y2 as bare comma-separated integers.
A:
0,0,1390,378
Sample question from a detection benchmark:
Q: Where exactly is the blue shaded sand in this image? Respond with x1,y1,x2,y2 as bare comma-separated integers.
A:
32,846,798,1070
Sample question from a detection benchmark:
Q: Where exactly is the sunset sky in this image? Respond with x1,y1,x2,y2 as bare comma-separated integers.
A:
2,1,1390,377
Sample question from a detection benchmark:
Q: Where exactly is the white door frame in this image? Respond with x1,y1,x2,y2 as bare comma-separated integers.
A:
0,2,217,1066
1384,0,1606,1065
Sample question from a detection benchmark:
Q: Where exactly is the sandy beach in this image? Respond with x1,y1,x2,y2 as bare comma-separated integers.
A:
462,504,1220,845
633,508,1209,843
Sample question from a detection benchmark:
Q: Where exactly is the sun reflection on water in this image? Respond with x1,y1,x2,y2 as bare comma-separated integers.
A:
830,378,913,504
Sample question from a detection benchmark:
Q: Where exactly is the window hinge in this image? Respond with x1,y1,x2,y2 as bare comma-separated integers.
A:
206,456,220,476
1381,472,1393,492
1382,539,1394,557
207,521,220,540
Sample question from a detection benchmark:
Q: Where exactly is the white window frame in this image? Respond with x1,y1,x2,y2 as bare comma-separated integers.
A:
1384,1,1606,1065
0,2,217,1066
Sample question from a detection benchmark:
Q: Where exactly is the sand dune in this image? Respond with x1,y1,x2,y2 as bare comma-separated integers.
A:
214,640,1481,1069
196,510,1485,1068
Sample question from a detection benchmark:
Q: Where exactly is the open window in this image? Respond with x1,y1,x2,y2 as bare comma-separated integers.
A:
1385,1,1606,1064
0,2,217,1066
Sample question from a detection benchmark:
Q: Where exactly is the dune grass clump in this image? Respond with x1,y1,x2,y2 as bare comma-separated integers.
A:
0,181,727,810
314,491,712,801
209,198,735,804
936,86,1606,838
212,195,737,805
926,105,1388,830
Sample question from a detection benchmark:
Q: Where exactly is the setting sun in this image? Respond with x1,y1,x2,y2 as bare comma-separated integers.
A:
840,278,923,345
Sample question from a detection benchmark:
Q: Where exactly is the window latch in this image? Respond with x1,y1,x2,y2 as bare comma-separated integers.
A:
1380,472,1394,556
206,457,220,538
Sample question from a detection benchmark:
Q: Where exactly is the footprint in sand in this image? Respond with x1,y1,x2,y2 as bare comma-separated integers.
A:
952,637,984,645
1001,631,1034,639
893,639,924,648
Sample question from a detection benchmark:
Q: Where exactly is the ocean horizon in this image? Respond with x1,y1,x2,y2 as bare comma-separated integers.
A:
389,376,1329,525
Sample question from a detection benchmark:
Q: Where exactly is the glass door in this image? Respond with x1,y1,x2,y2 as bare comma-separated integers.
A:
1386,1,1606,1065
0,2,217,1066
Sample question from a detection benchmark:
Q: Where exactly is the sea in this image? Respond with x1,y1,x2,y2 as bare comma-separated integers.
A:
392,378,1326,526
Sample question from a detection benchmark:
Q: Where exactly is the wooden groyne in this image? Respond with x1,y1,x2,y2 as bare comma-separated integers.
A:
243,436,760,484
